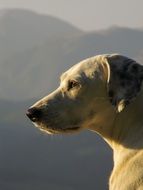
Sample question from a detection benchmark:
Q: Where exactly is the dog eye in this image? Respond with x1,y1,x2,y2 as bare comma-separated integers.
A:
68,80,79,90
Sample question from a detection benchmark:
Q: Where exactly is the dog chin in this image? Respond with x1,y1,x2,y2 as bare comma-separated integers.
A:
32,122,81,135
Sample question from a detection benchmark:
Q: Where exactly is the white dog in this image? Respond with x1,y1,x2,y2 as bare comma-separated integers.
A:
27,54,143,190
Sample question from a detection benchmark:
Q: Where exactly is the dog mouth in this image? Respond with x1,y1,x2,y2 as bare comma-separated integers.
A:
26,107,81,134
32,122,80,134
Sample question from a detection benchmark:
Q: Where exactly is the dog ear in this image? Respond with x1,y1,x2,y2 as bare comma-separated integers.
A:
100,55,143,112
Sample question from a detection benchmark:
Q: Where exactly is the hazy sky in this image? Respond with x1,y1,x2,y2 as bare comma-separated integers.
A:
0,0,143,31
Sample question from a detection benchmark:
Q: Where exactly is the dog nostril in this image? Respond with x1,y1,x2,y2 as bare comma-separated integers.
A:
26,107,42,122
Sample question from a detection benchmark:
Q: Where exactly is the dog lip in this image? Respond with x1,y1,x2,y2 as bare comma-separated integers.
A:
32,122,80,134
47,126,80,134
63,126,80,131
47,126,80,133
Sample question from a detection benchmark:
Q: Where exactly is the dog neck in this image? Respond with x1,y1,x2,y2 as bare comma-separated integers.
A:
112,93,143,166
88,87,143,167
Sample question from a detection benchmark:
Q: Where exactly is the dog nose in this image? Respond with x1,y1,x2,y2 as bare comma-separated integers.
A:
26,107,42,122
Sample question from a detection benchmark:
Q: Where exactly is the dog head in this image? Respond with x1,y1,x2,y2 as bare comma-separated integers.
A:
26,54,143,134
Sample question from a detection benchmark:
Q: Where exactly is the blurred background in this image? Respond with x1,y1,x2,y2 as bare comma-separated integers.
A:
0,0,143,189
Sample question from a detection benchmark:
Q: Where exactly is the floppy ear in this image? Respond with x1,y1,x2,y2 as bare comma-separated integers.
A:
100,55,143,112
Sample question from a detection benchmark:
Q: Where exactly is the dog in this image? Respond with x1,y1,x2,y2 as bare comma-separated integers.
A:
26,54,143,190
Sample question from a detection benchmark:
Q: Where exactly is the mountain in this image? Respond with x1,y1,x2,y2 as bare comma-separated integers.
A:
67,27,143,59
0,9,82,61
0,9,84,100
1,21,143,100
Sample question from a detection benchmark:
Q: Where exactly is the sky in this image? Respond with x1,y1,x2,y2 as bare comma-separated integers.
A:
0,0,143,31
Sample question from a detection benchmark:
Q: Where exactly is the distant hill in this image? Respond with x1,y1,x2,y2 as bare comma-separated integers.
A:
0,9,82,61
67,27,143,59
0,11,143,100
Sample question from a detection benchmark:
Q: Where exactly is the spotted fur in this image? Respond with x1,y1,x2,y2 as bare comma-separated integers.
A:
106,54,143,111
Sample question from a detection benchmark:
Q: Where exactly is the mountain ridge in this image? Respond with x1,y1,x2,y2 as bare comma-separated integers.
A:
0,9,143,100
0,8,83,61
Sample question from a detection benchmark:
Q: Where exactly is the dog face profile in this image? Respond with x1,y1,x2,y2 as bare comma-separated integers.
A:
26,56,108,134
26,54,143,136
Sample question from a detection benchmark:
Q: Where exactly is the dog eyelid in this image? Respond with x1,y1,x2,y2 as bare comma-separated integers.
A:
68,80,80,91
